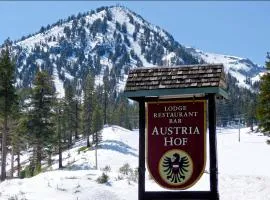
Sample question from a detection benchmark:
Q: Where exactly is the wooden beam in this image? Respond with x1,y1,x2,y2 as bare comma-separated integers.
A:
125,87,228,100
138,98,146,200
208,94,219,200
144,191,211,200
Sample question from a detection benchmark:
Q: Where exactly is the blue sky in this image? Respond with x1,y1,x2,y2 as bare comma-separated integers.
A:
0,1,269,66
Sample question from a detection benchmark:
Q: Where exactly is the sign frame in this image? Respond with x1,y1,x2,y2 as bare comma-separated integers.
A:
136,95,219,200
124,64,227,200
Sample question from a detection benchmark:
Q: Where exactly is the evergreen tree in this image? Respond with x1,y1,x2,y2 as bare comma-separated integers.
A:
246,98,257,131
9,88,29,178
27,70,56,175
12,88,32,177
55,98,66,168
82,72,95,147
64,83,76,148
0,46,17,181
92,103,103,143
92,103,103,170
257,53,270,134
12,112,28,177
103,67,110,125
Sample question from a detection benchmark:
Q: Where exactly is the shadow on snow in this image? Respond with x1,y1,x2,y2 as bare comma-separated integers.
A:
99,140,138,157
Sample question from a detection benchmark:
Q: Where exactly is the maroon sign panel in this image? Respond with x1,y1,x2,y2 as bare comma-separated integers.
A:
146,100,206,189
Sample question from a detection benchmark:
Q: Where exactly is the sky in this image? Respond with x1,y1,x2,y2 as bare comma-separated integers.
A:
0,1,269,66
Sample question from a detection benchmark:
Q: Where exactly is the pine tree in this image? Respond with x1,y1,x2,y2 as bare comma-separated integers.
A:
55,98,66,168
12,113,28,177
64,83,76,148
9,89,28,178
246,98,257,131
82,72,95,147
11,88,31,177
0,46,17,181
74,82,81,140
103,67,110,125
92,103,103,170
257,53,270,134
27,70,56,174
92,103,103,143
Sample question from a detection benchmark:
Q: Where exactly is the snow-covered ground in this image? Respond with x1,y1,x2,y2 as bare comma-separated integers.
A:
0,126,270,200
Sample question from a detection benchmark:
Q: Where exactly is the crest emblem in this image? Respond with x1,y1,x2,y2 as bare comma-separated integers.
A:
159,149,193,185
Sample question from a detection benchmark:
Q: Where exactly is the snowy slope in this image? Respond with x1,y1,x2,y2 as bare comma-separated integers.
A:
186,47,265,89
10,6,177,97
0,126,270,200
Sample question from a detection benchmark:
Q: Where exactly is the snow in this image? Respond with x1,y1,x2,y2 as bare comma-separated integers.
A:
53,64,65,98
162,52,177,66
112,7,129,25
201,52,250,73
117,74,128,92
35,59,44,66
0,126,270,200
187,47,265,89
229,70,251,89
252,72,265,83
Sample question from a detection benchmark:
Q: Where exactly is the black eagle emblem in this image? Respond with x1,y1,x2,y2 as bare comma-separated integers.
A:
162,153,190,183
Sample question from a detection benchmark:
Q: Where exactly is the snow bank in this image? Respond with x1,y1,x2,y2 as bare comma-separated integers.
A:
0,126,270,200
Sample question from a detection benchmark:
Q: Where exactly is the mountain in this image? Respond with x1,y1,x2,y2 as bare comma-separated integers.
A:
8,6,198,97
186,47,265,89
2,5,264,96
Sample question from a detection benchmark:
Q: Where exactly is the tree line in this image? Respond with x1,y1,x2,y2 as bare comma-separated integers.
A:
0,45,138,181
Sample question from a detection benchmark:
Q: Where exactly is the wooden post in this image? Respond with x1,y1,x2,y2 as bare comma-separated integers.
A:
138,98,146,200
238,118,241,142
208,94,219,200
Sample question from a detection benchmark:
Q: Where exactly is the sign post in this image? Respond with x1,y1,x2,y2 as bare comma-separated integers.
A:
124,64,228,200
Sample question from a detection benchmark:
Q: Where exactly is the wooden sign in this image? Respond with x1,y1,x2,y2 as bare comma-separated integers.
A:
146,100,207,189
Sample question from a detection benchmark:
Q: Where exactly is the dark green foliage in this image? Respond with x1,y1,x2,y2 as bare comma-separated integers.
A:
115,22,121,31
96,172,109,184
77,146,89,154
106,10,113,21
82,72,95,147
0,46,17,117
257,53,270,134
92,103,103,144
64,26,71,38
19,166,31,179
90,18,107,36
216,73,258,127
119,163,132,175
121,23,127,34
0,45,17,181
128,14,134,24
64,83,77,147
19,169,26,179
102,165,111,173
54,98,67,169
27,70,56,172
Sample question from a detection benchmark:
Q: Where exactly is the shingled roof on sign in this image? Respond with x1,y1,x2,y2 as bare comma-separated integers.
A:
124,64,228,99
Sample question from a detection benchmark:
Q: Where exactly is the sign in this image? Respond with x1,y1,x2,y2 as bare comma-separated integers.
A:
146,100,206,189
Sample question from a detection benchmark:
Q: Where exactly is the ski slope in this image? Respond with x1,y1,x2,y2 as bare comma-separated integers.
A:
0,126,270,200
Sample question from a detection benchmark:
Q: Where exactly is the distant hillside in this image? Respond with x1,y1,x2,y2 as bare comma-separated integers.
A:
187,47,265,89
